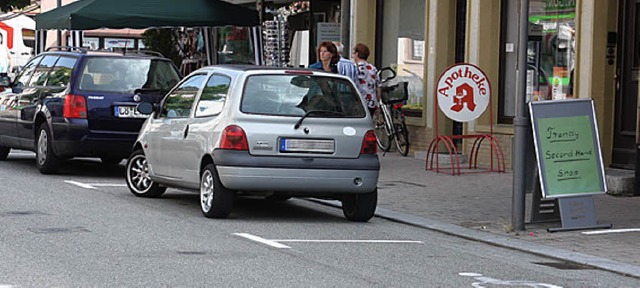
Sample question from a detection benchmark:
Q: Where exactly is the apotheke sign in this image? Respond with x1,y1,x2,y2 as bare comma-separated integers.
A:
436,63,491,122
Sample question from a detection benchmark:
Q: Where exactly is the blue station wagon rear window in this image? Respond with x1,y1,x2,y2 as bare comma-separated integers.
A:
241,74,366,117
79,57,180,93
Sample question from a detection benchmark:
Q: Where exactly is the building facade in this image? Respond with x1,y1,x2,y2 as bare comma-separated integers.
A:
353,0,635,174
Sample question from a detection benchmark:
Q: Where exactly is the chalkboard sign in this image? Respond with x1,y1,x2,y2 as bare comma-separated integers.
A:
529,99,607,198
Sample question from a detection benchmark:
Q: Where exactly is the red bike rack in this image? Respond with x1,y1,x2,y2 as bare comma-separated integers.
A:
425,63,506,175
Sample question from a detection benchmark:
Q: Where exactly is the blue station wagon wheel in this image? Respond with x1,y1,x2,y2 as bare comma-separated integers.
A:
36,123,61,174
200,164,234,218
126,149,166,197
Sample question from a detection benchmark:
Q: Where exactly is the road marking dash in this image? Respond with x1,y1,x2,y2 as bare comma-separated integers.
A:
272,239,424,244
64,180,96,189
88,183,127,187
582,228,640,235
234,233,291,249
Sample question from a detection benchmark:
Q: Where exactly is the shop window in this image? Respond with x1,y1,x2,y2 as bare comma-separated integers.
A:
499,0,576,123
378,0,425,116
215,27,255,65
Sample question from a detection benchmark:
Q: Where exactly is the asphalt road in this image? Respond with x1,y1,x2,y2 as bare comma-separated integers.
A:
0,151,638,287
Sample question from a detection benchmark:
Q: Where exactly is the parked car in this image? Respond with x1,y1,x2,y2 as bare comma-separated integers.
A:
126,65,380,221
0,46,181,173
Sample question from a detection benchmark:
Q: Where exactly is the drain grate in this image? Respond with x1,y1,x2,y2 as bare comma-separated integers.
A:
177,251,207,255
534,262,593,270
379,180,426,188
28,227,90,234
3,211,45,216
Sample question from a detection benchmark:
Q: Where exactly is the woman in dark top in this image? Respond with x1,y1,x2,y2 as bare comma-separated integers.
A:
308,41,339,73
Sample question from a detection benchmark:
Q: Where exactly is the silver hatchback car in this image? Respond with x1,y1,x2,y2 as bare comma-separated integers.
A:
125,65,380,221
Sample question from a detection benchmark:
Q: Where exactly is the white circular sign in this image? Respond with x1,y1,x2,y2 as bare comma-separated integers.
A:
436,63,491,122
343,126,356,136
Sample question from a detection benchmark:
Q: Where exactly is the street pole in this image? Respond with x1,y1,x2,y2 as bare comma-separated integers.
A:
57,0,62,46
512,0,529,231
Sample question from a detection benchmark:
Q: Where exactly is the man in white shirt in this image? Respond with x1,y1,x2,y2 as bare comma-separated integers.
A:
332,41,358,84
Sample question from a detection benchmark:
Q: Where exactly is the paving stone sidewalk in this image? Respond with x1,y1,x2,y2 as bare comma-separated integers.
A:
375,152,640,270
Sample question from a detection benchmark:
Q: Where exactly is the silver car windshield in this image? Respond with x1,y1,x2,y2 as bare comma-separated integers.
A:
79,57,180,93
241,74,366,117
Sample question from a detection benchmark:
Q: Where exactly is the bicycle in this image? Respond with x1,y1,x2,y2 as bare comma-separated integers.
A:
373,67,410,156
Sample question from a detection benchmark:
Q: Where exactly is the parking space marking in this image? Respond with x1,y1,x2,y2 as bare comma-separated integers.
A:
582,228,640,235
234,233,424,249
65,180,126,189
64,180,97,189
234,233,291,249
273,239,424,244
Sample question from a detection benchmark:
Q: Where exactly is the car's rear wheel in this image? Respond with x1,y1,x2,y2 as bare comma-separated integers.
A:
341,189,377,222
0,146,9,160
36,123,61,174
126,149,166,197
200,164,234,218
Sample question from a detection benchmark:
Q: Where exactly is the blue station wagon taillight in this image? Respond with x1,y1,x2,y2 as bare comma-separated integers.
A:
63,94,87,119
220,125,249,151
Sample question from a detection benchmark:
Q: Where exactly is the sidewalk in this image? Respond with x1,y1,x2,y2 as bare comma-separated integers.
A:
374,152,640,278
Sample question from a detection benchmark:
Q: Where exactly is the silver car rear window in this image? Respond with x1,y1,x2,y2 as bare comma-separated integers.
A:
79,57,180,93
241,74,366,117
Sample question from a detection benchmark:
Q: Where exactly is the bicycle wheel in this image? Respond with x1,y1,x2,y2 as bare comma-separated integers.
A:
374,114,391,152
393,122,410,156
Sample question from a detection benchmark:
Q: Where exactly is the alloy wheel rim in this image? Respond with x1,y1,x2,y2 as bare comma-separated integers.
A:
37,130,47,165
129,155,151,192
200,170,214,212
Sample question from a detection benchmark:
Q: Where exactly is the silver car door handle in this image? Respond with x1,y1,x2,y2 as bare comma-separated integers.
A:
183,125,189,138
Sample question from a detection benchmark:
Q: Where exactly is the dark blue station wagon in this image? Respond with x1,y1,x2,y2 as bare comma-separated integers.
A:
0,47,181,173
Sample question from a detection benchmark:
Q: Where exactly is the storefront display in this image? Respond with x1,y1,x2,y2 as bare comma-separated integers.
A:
378,0,426,114
527,0,576,101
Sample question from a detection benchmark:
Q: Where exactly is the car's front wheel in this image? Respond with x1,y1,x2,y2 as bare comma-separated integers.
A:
126,149,166,197
200,164,234,218
341,189,377,222
36,123,61,174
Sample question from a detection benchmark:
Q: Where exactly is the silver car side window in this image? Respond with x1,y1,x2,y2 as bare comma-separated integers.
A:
195,74,230,117
159,73,207,119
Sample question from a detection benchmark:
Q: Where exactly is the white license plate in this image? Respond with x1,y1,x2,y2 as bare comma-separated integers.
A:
279,138,335,153
115,106,148,118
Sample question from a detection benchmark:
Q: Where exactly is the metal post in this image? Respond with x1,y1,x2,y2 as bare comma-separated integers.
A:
56,0,62,46
512,0,529,231
340,0,350,54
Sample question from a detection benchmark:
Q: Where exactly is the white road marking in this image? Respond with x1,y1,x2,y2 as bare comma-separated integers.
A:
88,183,127,187
64,181,126,189
64,180,97,189
235,233,424,249
582,228,640,235
273,239,424,244
234,233,291,249
459,272,562,288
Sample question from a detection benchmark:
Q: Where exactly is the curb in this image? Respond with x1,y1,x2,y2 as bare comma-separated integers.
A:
308,199,640,279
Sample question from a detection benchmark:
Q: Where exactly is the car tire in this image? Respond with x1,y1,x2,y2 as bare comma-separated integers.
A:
36,123,61,174
341,189,377,222
125,149,166,197
0,146,9,160
200,164,234,218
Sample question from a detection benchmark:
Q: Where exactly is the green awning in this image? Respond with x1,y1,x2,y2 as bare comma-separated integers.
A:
36,0,258,30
